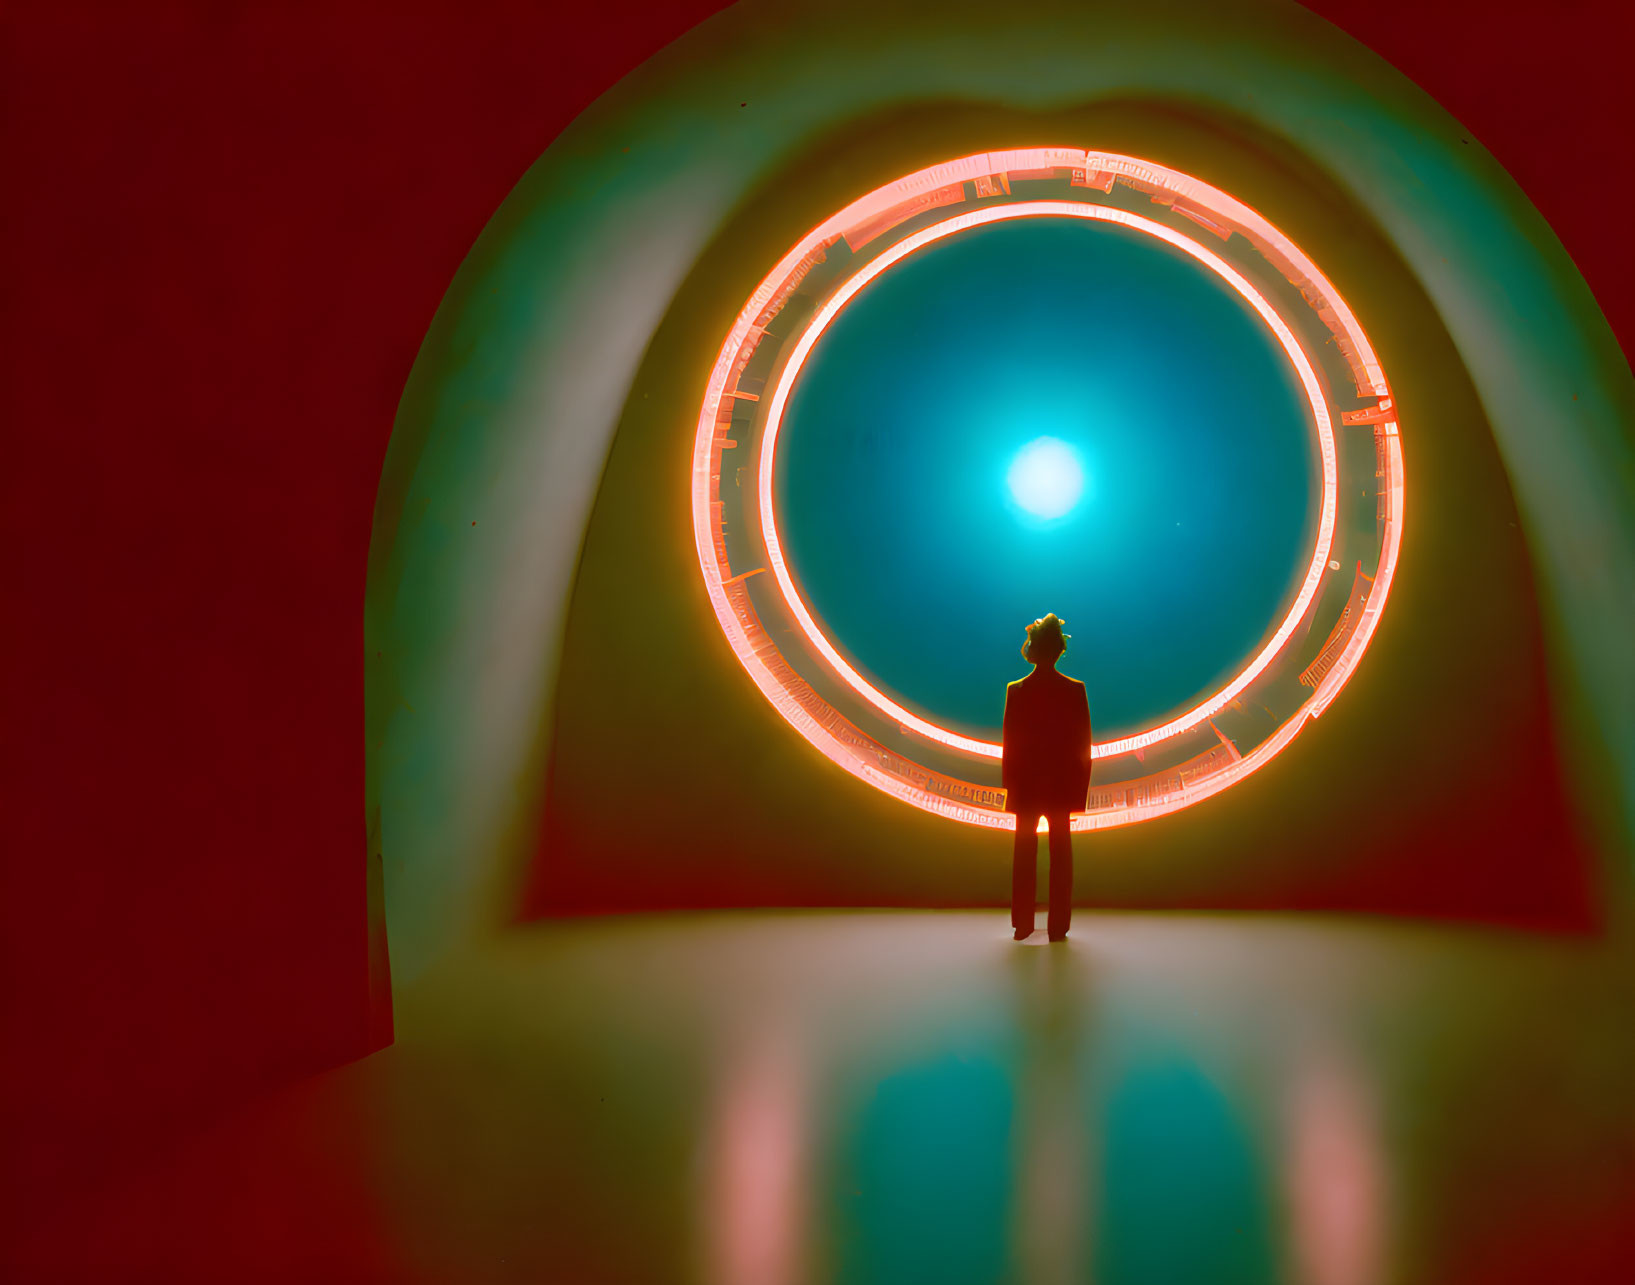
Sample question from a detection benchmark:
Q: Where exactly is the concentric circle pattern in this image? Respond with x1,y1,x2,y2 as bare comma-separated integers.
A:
692,149,1403,831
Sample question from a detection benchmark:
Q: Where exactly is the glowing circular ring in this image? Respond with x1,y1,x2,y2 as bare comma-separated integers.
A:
691,148,1404,831
757,200,1337,759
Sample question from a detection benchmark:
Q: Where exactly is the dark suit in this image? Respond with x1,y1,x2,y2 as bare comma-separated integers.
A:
1002,667,1092,937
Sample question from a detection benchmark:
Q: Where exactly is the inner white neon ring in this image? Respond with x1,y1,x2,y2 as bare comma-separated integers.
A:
756,201,1338,759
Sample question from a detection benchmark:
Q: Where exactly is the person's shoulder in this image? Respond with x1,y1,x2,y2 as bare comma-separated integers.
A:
1006,675,1029,692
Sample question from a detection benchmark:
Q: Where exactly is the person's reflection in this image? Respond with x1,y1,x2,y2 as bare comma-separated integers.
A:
1002,614,1093,941
1009,939,1095,1283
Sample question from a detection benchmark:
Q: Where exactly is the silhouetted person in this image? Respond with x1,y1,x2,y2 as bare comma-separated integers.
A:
1003,614,1092,942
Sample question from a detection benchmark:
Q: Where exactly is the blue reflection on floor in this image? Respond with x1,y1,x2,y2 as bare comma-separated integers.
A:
1096,1055,1277,1285
832,1051,1014,1285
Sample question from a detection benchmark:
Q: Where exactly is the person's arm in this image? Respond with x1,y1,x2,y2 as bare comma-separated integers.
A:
1075,684,1093,797
1001,685,1016,799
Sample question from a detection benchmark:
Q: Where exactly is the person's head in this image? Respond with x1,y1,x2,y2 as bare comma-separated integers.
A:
1021,613,1069,667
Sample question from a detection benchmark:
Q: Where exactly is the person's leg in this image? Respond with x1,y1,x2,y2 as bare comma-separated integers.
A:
1046,812,1073,940
1012,812,1040,936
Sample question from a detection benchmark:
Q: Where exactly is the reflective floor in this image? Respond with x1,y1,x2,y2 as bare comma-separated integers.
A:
51,913,1635,1283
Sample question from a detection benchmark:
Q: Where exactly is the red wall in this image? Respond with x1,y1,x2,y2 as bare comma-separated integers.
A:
4,0,1629,1239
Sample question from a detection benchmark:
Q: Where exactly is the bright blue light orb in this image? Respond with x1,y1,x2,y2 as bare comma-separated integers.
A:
1007,437,1084,519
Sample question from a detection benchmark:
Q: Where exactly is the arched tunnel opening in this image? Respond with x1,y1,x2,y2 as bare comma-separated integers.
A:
363,3,1635,1279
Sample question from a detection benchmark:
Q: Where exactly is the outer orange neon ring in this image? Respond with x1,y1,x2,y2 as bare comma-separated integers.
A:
691,149,1403,831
